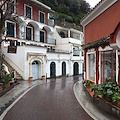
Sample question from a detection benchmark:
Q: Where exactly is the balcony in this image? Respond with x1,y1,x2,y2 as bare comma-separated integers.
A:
39,18,54,27
47,48,69,54
73,51,80,56
48,19,54,27
47,38,56,45
5,34,56,47
18,32,56,45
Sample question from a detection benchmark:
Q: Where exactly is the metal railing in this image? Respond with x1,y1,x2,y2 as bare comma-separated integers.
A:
7,31,56,45
48,19,54,27
73,51,80,56
47,38,56,45
47,48,69,54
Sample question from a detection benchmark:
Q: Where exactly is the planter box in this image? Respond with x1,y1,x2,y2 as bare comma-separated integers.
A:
83,83,120,119
0,83,14,97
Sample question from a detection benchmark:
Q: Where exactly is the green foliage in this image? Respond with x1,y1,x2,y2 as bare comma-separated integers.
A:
112,93,120,102
89,81,120,102
55,12,67,21
83,80,92,87
1,74,12,85
2,27,7,35
39,0,91,24
57,5,69,14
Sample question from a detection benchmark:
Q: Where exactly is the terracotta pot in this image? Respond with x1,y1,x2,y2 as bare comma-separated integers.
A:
42,76,45,80
29,77,33,81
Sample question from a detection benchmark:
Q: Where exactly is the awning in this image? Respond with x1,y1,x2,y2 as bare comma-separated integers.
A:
82,37,109,50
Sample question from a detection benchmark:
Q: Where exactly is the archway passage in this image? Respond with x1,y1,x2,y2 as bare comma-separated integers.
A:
32,61,39,80
73,62,79,75
50,62,56,78
62,62,66,76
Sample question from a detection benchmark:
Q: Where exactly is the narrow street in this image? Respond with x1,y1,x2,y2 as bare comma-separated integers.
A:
3,76,93,120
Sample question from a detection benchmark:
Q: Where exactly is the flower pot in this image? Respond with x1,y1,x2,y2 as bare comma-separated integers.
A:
29,77,33,81
42,76,45,80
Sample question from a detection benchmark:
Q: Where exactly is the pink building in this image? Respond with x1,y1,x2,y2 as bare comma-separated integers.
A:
81,0,120,84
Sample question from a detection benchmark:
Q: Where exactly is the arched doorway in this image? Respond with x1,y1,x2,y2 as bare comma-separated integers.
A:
73,62,79,75
62,62,66,76
32,61,39,79
50,62,56,78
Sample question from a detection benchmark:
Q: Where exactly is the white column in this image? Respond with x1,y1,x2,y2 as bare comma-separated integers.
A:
19,23,26,39
68,30,70,38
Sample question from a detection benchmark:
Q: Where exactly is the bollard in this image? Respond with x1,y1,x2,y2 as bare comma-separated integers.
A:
46,73,47,82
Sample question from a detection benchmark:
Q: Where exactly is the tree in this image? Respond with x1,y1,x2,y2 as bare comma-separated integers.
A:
0,0,15,79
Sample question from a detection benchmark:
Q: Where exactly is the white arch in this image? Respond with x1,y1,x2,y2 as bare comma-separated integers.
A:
43,25,54,33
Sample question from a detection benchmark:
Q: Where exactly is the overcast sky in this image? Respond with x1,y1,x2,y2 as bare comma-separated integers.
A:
85,0,101,7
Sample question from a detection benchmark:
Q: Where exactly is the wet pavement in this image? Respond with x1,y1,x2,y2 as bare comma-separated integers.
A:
2,76,93,120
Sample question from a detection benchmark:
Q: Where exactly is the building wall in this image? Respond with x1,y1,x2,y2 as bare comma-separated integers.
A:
84,0,120,44
16,0,48,24
24,46,46,80
2,0,84,80
2,45,25,77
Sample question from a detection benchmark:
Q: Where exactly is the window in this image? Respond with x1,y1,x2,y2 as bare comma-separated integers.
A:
25,5,32,19
73,46,79,56
26,27,32,40
6,22,15,37
40,31,45,42
88,54,95,81
8,0,15,13
101,50,116,84
59,31,65,38
10,41,15,46
82,51,84,56
39,12,45,23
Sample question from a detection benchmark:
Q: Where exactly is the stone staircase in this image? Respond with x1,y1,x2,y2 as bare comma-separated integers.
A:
3,60,23,80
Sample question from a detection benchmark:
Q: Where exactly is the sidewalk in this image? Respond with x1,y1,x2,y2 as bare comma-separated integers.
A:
74,81,119,120
0,79,48,116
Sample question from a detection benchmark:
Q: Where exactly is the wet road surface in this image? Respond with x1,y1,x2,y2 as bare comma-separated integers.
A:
3,76,93,120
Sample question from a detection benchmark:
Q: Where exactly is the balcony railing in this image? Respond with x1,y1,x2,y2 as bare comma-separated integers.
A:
47,48,69,54
6,33,56,45
73,51,80,56
48,19,54,27
39,18,54,27
47,38,56,45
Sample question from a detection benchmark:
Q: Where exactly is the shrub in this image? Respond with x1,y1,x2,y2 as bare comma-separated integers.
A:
83,80,92,87
0,74,12,85
90,82,120,102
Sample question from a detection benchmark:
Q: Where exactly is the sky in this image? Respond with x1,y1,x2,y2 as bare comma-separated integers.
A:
85,0,101,8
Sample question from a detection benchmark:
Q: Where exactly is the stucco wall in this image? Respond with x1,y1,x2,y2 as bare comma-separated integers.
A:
3,45,25,77
84,0,120,44
16,0,48,24
24,46,46,80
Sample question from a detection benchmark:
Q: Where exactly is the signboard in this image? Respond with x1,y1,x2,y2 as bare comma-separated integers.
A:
8,46,17,53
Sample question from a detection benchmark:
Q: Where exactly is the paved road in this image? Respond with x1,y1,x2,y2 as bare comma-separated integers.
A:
3,76,93,120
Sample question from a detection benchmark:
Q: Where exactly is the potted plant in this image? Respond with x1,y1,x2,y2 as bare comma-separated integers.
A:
83,80,92,88
1,74,12,90
41,75,45,80
28,76,33,81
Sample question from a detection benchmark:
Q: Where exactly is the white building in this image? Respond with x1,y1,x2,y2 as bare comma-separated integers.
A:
1,0,84,80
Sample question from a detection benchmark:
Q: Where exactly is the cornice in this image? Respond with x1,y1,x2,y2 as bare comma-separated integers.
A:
30,0,54,13
81,0,118,27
